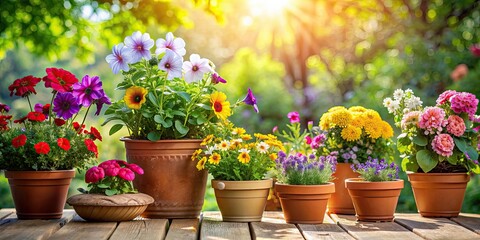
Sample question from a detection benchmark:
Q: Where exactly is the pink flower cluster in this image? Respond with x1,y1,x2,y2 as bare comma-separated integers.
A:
401,111,421,130
446,115,466,137
85,160,144,183
431,134,454,157
436,90,479,121
305,134,327,149
418,107,447,135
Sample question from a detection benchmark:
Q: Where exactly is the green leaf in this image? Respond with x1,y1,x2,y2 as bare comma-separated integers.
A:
177,91,191,102
131,71,146,82
105,189,118,196
197,103,212,110
447,153,459,165
141,111,153,118
397,133,408,139
147,131,161,141
196,115,207,125
454,137,467,152
154,115,164,124
416,150,438,173
413,135,428,147
172,110,186,117
148,92,159,107
97,183,109,189
109,124,124,136
175,120,189,135
465,146,479,161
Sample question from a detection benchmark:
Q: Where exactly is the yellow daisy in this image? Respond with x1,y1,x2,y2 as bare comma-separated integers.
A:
208,153,221,165
124,86,147,110
191,149,202,161
210,91,232,120
341,125,362,141
363,109,382,122
241,134,252,141
201,134,214,146
217,140,230,151
232,127,246,135
196,157,207,170
238,149,251,164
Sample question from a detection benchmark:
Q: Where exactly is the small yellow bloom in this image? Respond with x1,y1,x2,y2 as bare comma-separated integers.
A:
232,127,246,135
241,134,252,141
124,86,148,110
238,152,251,164
210,91,232,120
269,153,277,161
381,121,394,139
201,134,214,146
196,157,207,170
230,139,243,149
348,106,367,113
208,153,221,165
191,149,202,161
341,125,362,141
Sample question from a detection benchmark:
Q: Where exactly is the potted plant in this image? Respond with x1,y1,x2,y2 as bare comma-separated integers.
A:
67,160,154,221
345,158,403,222
384,89,480,217
317,106,395,214
192,121,284,222
103,31,258,218
0,68,109,219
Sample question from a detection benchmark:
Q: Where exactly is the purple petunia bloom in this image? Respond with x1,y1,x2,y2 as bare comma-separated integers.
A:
0,103,10,113
242,88,259,113
105,43,132,74
94,90,112,116
158,49,183,80
124,31,154,63
182,54,212,83
73,75,105,107
155,32,186,57
53,92,80,120
212,72,227,84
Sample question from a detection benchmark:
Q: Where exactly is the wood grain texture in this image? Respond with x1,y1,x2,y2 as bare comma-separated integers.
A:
331,214,423,240
0,209,14,220
201,212,251,240
0,210,75,240
451,213,480,234
49,214,117,240
165,218,199,240
298,214,354,240
395,214,480,240
109,219,168,240
251,211,303,240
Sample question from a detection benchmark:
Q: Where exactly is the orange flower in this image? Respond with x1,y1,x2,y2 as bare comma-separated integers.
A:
210,91,231,120
124,86,147,110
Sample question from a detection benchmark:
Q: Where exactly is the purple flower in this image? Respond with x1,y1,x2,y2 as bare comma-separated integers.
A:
105,43,132,74
158,49,183,80
94,90,112,115
124,31,154,62
53,92,80,120
155,32,186,57
73,75,105,107
287,111,300,123
0,103,10,113
242,88,259,113
182,54,212,83
212,72,227,84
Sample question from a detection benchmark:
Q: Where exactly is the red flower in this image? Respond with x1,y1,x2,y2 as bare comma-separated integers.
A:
0,115,12,130
127,163,144,175
34,142,50,154
27,111,46,122
14,116,28,124
43,68,78,93
57,138,71,151
89,126,102,141
73,122,85,133
99,160,120,176
85,166,105,183
84,139,98,157
54,118,66,126
12,134,27,148
470,44,480,57
118,168,135,181
8,75,41,97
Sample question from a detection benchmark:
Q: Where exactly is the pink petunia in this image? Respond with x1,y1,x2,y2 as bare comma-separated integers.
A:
287,112,300,123
446,115,466,137
431,134,455,157
418,107,447,135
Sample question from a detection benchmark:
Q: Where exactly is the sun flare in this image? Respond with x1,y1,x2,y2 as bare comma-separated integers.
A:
248,0,290,16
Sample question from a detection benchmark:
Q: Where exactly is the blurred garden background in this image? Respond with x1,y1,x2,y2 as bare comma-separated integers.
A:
0,0,479,213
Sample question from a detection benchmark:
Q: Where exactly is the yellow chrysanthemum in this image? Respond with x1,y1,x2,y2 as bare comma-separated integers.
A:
319,113,331,130
210,91,232,120
341,125,362,141
201,134,214,146
363,109,382,122
208,153,221,165
238,151,251,164
381,121,394,139
196,157,207,170
124,86,148,110
364,119,383,139
348,106,368,113
191,149,202,161
350,115,364,128
329,109,352,127
269,153,277,161
328,106,347,113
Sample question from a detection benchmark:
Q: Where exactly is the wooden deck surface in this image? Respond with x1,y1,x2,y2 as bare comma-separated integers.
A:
0,209,479,240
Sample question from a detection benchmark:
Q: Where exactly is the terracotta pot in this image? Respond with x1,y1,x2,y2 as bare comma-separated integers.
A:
122,138,208,218
275,183,335,224
407,172,470,217
5,170,75,220
345,178,404,222
328,163,359,214
212,179,272,222
67,193,154,221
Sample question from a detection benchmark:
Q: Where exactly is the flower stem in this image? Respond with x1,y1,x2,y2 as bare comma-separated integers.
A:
26,95,33,112
79,104,91,132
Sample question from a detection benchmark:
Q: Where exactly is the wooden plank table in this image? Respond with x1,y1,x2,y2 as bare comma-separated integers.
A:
0,209,479,240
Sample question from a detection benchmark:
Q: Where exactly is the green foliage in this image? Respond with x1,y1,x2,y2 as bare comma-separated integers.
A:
352,158,400,182
283,166,334,185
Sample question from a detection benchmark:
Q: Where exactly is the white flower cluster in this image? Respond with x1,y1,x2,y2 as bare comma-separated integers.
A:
383,89,422,114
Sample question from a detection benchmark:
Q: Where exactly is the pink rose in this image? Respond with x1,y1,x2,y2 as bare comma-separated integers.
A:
432,134,454,157
99,160,121,177
127,163,144,175
287,111,300,123
446,115,466,137
85,166,105,183
118,168,135,181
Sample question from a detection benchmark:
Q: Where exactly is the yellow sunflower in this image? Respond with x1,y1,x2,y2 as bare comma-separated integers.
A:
196,157,207,170
201,134,214,146
191,149,202,161
124,86,148,110
208,153,221,165
341,125,362,141
210,91,232,120
381,121,394,139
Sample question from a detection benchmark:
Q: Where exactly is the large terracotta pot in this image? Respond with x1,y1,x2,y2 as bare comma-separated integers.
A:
5,170,75,220
328,163,359,214
212,179,272,222
345,178,404,222
407,172,470,217
122,138,208,218
275,182,335,224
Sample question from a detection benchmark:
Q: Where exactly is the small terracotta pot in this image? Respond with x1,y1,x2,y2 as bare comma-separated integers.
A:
407,172,470,217
122,138,208,219
275,183,335,224
328,163,359,214
5,170,75,219
212,179,272,222
67,193,154,221
345,178,404,222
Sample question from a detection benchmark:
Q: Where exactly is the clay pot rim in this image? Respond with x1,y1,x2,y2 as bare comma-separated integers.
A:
345,178,404,190
120,137,202,143
406,172,470,183
5,169,75,178
406,171,469,176
275,182,335,194
212,179,273,190
67,193,154,206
